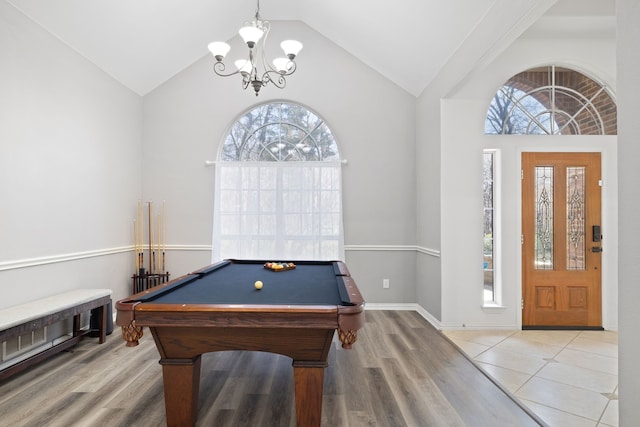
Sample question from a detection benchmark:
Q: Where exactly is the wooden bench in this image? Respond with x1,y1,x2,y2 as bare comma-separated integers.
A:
0,289,112,381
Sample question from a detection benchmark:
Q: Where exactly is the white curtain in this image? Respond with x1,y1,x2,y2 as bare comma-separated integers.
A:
212,162,344,262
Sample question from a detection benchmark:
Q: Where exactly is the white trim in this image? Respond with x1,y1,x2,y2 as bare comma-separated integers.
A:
416,246,441,257
0,247,131,271
414,304,443,328
166,244,212,252
0,244,438,271
365,302,420,311
0,244,214,271
481,304,508,312
438,322,519,331
346,244,415,251
483,149,501,306
365,303,443,330
365,303,519,331
346,245,441,257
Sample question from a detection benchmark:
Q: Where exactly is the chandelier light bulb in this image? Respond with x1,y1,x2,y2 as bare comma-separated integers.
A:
235,60,252,74
273,57,290,73
208,42,231,61
239,25,264,48
281,40,303,59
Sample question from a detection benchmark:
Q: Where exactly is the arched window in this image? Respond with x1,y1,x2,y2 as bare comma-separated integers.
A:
481,66,616,305
485,65,616,135
220,102,339,162
213,102,344,262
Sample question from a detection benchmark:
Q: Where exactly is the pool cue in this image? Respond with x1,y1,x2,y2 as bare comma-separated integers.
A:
134,218,140,292
134,219,138,271
149,201,154,275
134,201,143,292
133,219,137,294
157,212,162,275
138,200,144,274
162,201,166,273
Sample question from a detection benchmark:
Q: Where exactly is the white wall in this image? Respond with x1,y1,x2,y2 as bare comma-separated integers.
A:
616,0,640,422
435,35,618,329
0,2,142,308
141,21,417,303
413,0,559,324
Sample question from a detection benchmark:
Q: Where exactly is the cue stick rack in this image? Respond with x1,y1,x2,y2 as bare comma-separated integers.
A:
131,200,170,294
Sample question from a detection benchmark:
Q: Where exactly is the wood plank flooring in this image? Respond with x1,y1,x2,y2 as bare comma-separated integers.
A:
0,310,543,426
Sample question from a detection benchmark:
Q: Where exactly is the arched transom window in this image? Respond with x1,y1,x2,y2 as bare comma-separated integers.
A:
213,102,344,262
485,65,616,135
221,102,340,161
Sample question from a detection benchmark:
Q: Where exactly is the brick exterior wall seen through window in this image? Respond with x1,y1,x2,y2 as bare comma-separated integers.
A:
486,66,616,135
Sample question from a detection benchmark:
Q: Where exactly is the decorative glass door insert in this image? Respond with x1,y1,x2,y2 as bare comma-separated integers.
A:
522,152,602,328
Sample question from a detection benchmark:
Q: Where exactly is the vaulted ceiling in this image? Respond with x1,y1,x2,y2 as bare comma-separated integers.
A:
5,0,615,96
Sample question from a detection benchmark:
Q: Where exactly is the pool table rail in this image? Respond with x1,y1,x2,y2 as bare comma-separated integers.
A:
114,259,365,427
115,259,365,348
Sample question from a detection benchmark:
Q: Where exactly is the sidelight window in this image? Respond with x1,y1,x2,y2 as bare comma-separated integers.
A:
483,150,500,304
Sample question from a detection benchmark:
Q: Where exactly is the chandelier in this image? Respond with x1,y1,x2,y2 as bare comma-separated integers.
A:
207,0,303,96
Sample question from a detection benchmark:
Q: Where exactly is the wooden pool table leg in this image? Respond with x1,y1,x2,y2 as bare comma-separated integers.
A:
160,356,202,427
293,361,327,427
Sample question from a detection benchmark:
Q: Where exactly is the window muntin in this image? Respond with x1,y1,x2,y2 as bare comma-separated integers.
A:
221,102,339,162
213,102,343,262
485,66,616,135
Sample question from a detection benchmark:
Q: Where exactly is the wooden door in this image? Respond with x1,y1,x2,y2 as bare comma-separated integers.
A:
522,152,602,328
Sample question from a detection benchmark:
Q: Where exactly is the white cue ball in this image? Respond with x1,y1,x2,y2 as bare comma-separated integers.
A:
254,280,263,290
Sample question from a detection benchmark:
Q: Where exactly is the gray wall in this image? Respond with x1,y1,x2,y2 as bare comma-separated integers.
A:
617,0,640,423
141,22,417,303
415,87,442,320
0,2,142,307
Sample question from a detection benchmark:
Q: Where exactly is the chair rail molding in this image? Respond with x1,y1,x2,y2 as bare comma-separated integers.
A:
0,244,440,271
0,247,131,272
346,245,440,257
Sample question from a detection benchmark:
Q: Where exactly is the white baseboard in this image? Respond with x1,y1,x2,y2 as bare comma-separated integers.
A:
364,303,522,331
365,303,442,330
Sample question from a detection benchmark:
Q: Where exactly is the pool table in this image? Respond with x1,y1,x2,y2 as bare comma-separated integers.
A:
115,259,365,427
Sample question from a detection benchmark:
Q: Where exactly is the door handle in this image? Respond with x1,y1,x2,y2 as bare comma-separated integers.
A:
591,247,603,253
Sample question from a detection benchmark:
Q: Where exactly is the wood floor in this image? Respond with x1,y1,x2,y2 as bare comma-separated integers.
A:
0,310,543,426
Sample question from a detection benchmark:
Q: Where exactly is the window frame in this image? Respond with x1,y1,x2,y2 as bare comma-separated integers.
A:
212,102,344,262
483,149,502,306
484,65,617,135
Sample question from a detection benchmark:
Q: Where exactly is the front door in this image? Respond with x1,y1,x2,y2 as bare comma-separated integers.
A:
522,152,602,328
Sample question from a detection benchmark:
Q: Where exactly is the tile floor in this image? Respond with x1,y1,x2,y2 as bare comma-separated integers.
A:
443,329,618,427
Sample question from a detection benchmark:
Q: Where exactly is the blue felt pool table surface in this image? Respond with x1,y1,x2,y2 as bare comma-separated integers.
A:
130,259,354,306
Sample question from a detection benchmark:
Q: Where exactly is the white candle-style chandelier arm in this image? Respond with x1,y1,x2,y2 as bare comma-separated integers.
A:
256,22,287,89
208,42,243,78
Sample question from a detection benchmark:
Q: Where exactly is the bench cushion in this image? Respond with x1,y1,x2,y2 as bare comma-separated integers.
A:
0,289,112,332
